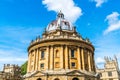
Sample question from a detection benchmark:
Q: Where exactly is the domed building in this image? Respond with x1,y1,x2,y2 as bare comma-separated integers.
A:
24,11,98,80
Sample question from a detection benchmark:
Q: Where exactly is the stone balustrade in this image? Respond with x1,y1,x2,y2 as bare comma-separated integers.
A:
30,35,91,45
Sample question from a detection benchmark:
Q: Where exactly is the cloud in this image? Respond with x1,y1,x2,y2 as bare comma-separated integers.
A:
95,57,105,68
104,12,120,35
91,0,107,7
42,0,82,23
96,57,104,64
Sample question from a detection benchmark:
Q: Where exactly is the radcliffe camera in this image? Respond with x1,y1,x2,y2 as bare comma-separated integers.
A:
0,0,120,80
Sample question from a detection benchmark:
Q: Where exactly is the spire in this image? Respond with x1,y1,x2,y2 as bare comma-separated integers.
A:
57,10,64,19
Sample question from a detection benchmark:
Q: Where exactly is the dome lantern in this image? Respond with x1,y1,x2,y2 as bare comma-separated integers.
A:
57,10,64,19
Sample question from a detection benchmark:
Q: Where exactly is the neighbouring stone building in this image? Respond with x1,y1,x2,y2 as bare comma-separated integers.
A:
0,64,21,80
96,56,120,80
24,11,99,80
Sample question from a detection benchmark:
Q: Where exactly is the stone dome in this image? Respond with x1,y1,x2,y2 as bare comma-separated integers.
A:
25,11,97,80
46,11,73,31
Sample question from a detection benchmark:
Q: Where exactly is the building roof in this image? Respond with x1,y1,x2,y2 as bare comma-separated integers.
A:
46,11,73,32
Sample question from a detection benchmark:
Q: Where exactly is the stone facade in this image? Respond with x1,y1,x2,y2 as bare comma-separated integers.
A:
0,64,21,80
24,11,99,80
96,56,120,80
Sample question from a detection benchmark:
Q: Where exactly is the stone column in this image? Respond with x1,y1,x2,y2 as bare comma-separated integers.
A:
27,52,31,72
68,47,70,69
46,46,49,70
77,47,81,70
50,46,54,70
35,49,38,70
81,48,85,70
38,49,41,71
92,53,96,72
30,52,33,72
65,45,68,69
37,48,40,70
88,50,91,71
90,51,93,71
33,49,36,71
60,45,64,69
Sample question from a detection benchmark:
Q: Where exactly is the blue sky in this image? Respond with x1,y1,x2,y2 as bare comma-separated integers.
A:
0,0,120,70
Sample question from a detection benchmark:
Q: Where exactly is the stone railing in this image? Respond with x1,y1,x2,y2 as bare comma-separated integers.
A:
30,35,91,45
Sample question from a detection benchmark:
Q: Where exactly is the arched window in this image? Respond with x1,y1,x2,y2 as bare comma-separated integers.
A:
54,78,60,80
37,78,42,80
72,77,79,80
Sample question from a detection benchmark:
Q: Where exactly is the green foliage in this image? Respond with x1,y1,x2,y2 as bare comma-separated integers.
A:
21,61,28,75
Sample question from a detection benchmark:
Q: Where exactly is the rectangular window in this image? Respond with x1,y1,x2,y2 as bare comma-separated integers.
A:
108,71,112,76
41,51,45,59
71,50,75,58
40,63,44,69
71,62,75,68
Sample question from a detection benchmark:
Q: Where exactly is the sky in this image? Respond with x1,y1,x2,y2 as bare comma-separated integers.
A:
0,0,120,70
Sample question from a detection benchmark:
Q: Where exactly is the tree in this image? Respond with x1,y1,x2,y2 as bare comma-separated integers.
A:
21,61,28,75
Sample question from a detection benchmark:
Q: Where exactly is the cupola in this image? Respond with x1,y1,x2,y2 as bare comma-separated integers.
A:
46,11,73,32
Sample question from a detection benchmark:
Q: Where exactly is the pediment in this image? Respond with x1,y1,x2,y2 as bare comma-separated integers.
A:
31,71,47,77
66,70,85,75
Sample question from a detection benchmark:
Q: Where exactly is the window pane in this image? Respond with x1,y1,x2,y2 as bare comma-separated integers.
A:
108,71,112,76
71,62,75,67
71,50,74,58
41,51,45,59
40,63,44,68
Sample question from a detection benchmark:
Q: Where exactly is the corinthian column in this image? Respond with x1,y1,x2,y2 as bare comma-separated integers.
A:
81,48,85,70
33,50,36,71
60,45,64,69
90,51,93,71
50,46,54,70
46,46,49,70
65,45,68,69
38,49,41,71
77,47,81,70
88,50,91,71
35,49,39,70
27,52,31,72
92,53,96,72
